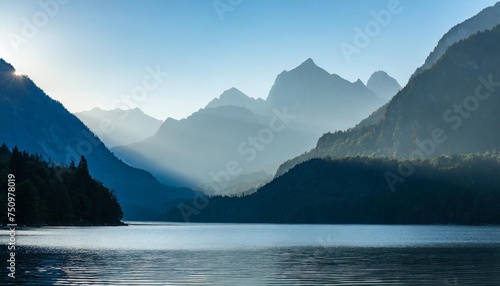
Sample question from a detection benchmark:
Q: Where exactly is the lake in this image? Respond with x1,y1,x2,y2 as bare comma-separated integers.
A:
2,223,500,285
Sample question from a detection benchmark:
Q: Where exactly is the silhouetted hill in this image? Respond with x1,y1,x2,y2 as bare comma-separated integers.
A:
0,59,194,220
75,107,162,147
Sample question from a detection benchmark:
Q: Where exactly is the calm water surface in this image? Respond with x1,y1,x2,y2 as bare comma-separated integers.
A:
1,223,499,285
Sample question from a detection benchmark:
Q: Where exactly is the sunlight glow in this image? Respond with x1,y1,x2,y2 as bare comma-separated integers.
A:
14,71,25,77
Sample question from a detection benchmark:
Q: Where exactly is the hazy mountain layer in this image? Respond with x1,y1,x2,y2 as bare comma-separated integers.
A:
112,104,315,194
111,60,396,195
75,107,162,148
206,87,269,116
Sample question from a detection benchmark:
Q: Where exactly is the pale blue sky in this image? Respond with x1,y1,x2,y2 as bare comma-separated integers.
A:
0,0,498,120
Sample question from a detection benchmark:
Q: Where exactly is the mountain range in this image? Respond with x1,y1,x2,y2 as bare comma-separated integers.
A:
205,87,269,116
0,57,400,220
111,102,315,193
109,60,398,195
75,107,163,148
0,59,194,220
162,3,500,223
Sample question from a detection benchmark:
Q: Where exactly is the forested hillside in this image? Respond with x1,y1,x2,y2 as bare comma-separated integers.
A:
0,144,123,225
163,154,500,225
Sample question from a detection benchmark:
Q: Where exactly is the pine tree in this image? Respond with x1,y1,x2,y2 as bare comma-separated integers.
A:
77,155,88,172
0,143,10,162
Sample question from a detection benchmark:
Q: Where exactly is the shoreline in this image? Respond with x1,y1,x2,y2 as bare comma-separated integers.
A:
1,221,128,228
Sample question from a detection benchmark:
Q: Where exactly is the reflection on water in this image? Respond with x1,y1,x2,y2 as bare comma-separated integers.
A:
1,224,499,285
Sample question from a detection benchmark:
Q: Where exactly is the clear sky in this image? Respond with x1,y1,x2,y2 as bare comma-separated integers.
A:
0,0,498,120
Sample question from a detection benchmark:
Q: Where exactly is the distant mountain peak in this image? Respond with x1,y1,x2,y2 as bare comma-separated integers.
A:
129,107,146,114
219,87,248,100
74,107,162,147
266,58,386,133
225,87,242,92
367,71,401,99
293,58,323,72
207,87,250,108
371,70,389,77
205,87,268,115
354,78,364,85
86,106,146,115
368,71,395,83
279,58,333,84
301,58,316,66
